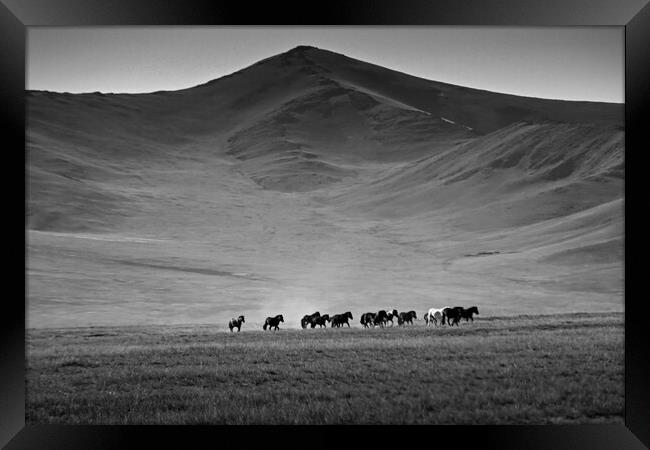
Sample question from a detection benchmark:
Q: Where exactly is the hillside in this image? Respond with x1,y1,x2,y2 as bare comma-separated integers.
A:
26,46,624,328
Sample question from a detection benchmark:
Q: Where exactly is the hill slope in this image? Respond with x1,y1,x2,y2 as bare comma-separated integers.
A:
26,46,624,328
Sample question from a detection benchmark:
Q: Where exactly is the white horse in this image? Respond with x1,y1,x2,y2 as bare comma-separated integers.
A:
425,307,449,326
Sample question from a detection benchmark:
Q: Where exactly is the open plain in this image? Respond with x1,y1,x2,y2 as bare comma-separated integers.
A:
26,313,624,424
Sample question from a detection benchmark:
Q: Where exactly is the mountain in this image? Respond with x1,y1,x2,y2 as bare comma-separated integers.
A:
26,46,624,328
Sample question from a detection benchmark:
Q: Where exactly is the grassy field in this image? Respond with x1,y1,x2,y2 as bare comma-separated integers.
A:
26,313,623,425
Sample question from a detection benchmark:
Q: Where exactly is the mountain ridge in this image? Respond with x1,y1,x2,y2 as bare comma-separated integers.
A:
27,44,625,107
26,45,624,328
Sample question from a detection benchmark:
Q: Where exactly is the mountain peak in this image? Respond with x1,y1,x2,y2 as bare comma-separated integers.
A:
286,45,320,53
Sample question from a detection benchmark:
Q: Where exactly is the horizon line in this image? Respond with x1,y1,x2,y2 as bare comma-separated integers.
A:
26,45,624,105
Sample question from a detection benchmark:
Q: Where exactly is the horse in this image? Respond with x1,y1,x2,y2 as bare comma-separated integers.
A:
360,312,376,328
228,315,245,332
263,314,284,330
301,311,321,329
311,314,330,328
373,310,390,327
398,311,417,325
460,306,479,322
443,307,462,327
331,311,353,328
426,307,448,326
385,309,399,327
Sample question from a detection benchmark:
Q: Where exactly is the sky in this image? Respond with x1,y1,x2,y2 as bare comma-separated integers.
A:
27,26,624,103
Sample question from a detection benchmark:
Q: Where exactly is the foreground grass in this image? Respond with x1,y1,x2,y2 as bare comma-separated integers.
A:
26,313,623,424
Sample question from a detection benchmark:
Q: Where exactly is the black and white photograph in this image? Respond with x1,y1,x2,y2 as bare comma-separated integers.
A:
25,26,625,425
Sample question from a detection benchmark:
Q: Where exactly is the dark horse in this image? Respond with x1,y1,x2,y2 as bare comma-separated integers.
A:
443,307,462,327
263,314,284,330
460,306,479,322
373,310,390,327
228,315,245,332
331,312,353,328
360,312,376,328
301,311,320,329
398,311,417,326
311,314,331,328
385,309,399,327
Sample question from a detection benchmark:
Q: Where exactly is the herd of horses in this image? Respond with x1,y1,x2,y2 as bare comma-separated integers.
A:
425,306,480,327
228,306,479,332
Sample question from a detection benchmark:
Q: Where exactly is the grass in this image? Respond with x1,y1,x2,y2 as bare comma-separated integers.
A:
26,313,623,424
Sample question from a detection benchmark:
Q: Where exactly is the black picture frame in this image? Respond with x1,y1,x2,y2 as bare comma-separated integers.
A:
3,1,649,448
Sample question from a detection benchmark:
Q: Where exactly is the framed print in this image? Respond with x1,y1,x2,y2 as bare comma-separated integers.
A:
2,0,649,448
